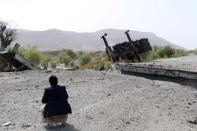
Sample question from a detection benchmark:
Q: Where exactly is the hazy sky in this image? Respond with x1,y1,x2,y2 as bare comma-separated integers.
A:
0,0,196,49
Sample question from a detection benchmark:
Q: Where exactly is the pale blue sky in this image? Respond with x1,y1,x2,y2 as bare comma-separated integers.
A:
0,0,196,49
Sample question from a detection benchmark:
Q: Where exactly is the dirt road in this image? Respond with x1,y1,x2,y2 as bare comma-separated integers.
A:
1,58,197,131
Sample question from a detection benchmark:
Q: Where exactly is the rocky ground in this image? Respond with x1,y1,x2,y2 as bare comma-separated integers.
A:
1,56,197,131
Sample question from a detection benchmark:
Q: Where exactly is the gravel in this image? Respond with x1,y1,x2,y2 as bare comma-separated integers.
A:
0,58,197,130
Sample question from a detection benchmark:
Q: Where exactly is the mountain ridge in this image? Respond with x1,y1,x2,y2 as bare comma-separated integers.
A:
15,28,184,51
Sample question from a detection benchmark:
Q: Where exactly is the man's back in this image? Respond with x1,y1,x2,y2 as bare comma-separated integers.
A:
42,85,71,117
43,86,68,103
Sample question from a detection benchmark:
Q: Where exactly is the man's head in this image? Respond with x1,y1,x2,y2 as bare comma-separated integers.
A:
49,75,58,86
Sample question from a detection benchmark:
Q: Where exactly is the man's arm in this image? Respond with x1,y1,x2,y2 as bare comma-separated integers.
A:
42,89,48,103
64,86,69,99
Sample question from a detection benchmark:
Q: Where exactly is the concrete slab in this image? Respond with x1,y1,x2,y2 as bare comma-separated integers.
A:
117,55,197,80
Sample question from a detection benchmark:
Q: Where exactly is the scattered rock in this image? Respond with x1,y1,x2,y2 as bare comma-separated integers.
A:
115,127,119,130
125,121,130,124
86,115,94,120
136,86,141,88
187,119,197,125
16,89,21,91
2,122,11,126
107,93,111,96
45,70,52,73
156,84,160,88
100,111,104,114
97,78,105,80
21,123,31,129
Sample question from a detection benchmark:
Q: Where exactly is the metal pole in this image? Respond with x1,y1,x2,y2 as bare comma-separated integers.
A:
125,30,141,62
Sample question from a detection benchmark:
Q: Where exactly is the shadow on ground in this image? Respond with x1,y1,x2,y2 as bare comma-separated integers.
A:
122,71,197,89
44,123,80,131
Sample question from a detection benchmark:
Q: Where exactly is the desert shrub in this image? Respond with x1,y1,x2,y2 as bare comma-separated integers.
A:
163,46,176,57
141,46,160,61
157,46,175,58
65,49,77,59
77,51,85,56
78,52,92,65
68,60,79,67
104,63,112,70
142,51,159,61
90,62,112,71
50,60,58,69
141,46,188,61
195,49,197,55
92,63,105,71
41,53,52,69
156,47,166,58
68,61,75,67
174,49,188,57
18,46,42,65
58,51,72,66
94,51,107,59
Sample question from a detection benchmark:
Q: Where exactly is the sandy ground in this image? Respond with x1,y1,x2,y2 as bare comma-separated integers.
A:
1,56,197,131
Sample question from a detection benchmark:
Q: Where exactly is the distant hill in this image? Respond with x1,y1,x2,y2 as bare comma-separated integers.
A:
14,29,184,51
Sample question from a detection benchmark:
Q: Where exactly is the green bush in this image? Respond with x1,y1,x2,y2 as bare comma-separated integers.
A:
18,46,42,65
66,49,77,59
195,49,197,55
58,51,72,66
50,60,58,69
94,52,107,59
78,53,92,65
142,51,159,61
41,53,52,69
164,46,175,58
141,46,188,61
141,46,160,61
174,49,188,57
157,46,175,58
77,51,85,56
92,63,105,71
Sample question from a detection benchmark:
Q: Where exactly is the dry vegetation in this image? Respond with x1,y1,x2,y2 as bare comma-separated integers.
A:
16,45,190,71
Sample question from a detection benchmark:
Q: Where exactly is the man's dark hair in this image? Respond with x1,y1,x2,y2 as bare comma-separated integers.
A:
49,75,58,86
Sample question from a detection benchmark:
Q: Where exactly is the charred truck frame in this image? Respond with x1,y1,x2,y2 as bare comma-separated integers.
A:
101,30,152,62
